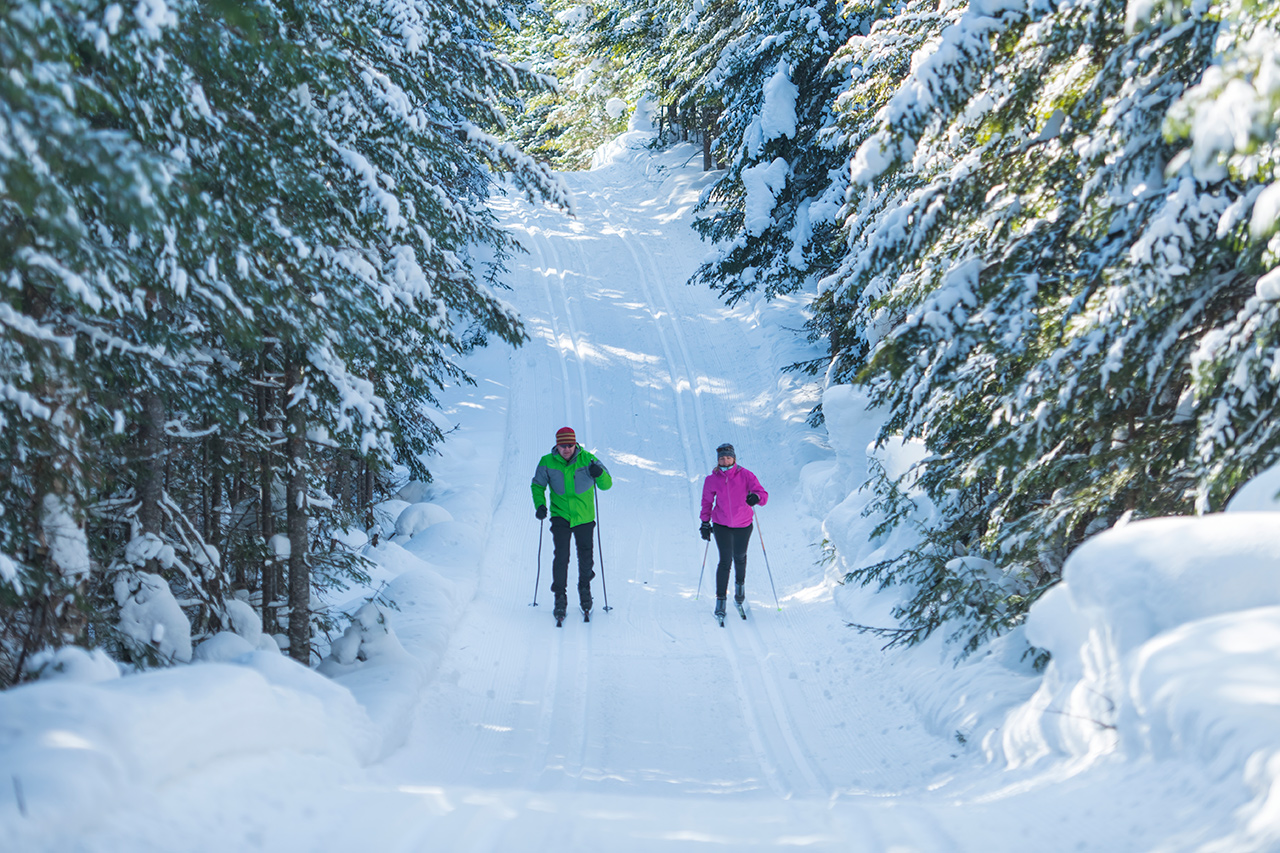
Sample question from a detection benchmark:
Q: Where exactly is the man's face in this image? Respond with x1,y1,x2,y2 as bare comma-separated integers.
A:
557,442,575,459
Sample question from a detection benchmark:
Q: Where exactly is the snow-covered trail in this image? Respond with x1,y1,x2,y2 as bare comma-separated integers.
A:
4,139,1246,853
363,142,966,848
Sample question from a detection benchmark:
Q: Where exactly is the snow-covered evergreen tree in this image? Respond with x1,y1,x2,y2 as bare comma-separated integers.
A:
0,0,178,678
815,0,1276,654
687,0,856,307
0,0,566,679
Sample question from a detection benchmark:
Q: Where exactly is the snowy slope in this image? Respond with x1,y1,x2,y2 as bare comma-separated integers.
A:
4,133,1280,852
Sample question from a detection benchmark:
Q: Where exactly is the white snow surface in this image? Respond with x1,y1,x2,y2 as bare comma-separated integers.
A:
2,136,1280,851
760,61,799,142
742,157,790,237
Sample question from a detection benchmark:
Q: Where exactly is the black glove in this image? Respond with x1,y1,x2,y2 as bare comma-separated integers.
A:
536,505,547,520
588,461,604,478
746,492,760,506
700,521,712,541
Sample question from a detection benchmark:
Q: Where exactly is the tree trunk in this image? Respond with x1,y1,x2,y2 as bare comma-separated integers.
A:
208,432,223,555
702,107,718,171
137,392,165,542
258,351,277,631
284,351,310,664
363,458,378,546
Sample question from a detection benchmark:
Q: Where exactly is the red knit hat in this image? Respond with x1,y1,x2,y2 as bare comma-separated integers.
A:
556,427,576,446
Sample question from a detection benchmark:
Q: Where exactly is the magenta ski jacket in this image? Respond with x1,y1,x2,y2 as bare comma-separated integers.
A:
700,464,768,528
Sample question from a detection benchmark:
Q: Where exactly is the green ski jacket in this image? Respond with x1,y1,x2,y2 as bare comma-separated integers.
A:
531,445,612,526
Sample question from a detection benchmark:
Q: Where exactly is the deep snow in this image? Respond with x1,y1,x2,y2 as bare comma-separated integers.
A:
3,133,1280,852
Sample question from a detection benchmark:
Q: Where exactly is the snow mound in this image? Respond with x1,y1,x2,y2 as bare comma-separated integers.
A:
0,655,378,846
590,129,659,171
192,631,256,663
996,511,1280,845
332,525,369,551
395,480,434,503
402,519,481,569
394,501,454,538
1226,461,1280,512
224,596,263,642
114,569,193,664
369,498,410,540
26,646,121,683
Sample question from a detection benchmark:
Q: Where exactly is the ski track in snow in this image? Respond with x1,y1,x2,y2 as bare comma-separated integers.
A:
11,145,1254,853
349,148,979,851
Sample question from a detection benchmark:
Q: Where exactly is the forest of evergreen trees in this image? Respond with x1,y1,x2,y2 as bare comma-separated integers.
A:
508,0,1280,653
3,0,1278,682
0,0,566,682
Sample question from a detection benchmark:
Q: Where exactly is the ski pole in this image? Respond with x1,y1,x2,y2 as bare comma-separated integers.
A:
695,537,710,600
531,516,544,606
753,510,781,611
595,486,611,611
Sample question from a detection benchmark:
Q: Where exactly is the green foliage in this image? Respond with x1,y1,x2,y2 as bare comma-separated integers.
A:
816,0,1279,654
496,0,651,169
0,0,564,681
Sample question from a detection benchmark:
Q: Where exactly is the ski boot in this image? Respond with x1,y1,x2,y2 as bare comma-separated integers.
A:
735,583,747,619
553,594,568,627
714,598,727,626
580,589,592,623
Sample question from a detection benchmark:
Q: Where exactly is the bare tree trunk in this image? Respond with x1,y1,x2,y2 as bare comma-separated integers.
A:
284,351,310,664
137,392,165,542
702,107,717,171
207,431,223,554
362,458,377,546
258,350,277,632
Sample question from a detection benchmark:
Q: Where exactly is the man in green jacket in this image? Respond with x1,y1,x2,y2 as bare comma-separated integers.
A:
532,426,612,621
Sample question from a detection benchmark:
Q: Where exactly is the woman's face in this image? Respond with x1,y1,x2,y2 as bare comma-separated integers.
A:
718,454,735,467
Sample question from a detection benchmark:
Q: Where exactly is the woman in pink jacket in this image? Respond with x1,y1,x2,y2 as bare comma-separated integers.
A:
700,443,768,620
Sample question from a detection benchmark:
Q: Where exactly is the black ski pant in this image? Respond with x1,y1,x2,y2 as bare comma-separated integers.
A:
550,516,595,607
713,522,752,599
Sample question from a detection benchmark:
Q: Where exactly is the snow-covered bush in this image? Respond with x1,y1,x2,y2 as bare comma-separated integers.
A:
113,570,193,665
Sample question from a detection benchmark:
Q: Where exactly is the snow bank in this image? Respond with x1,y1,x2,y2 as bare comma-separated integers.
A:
0,398,501,845
1007,514,1280,754
811,383,1280,844
393,501,454,538
1226,461,1280,511
806,384,930,625
0,654,377,850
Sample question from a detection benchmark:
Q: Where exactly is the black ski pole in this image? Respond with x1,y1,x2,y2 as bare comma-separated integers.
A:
753,510,781,611
594,486,611,611
531,515,544,606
